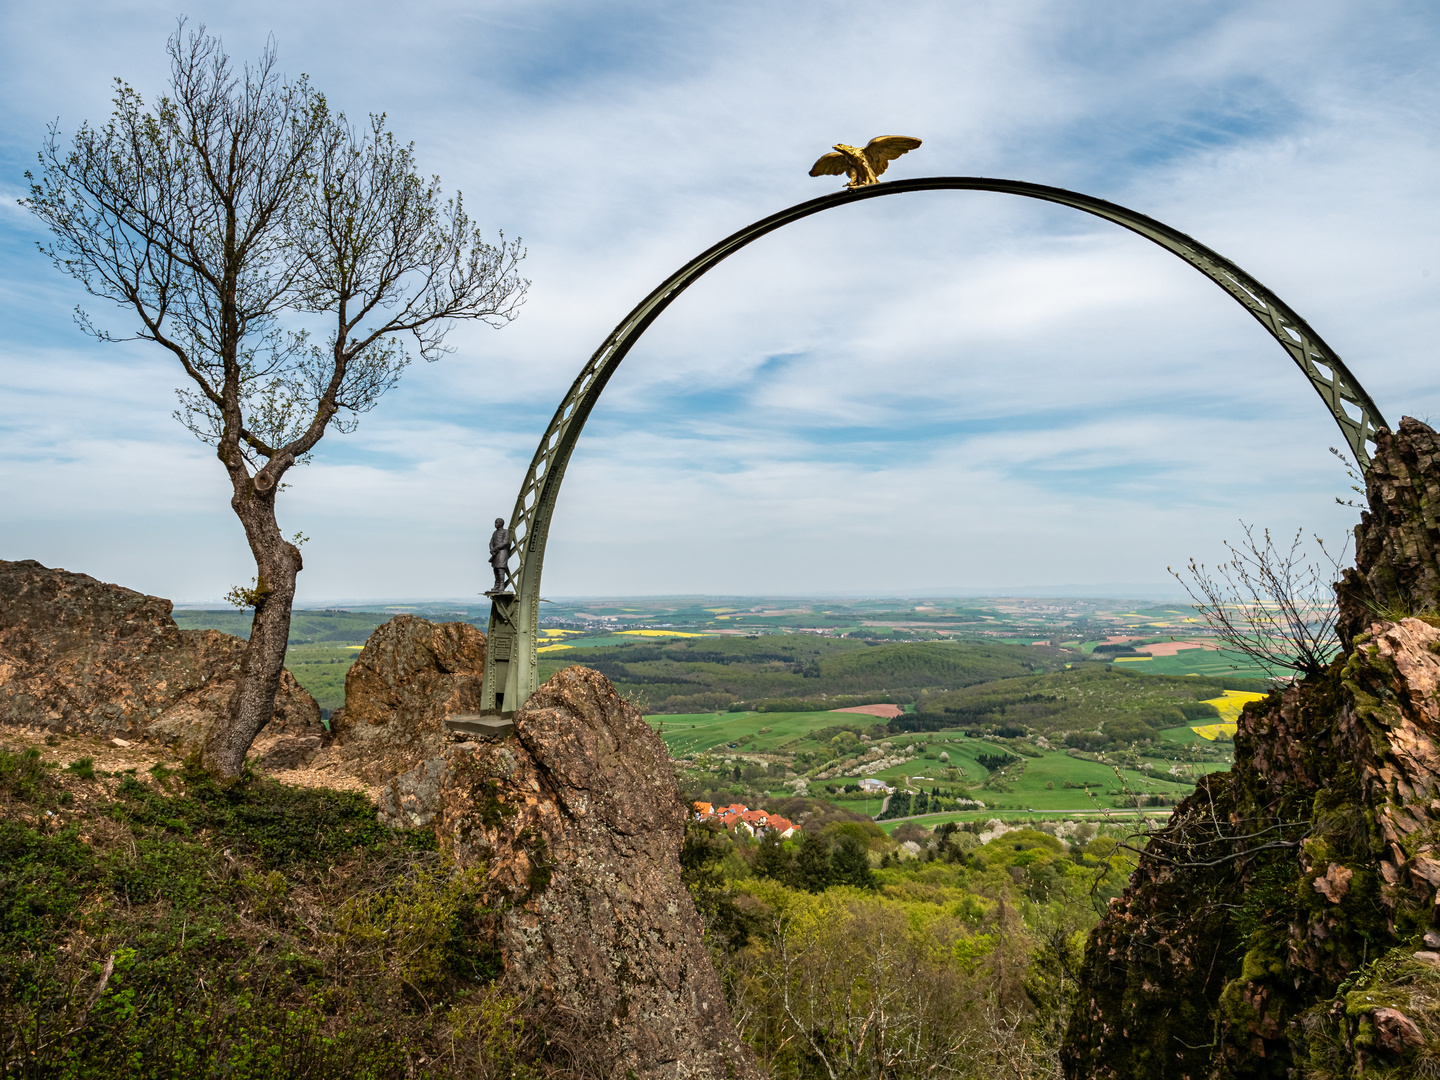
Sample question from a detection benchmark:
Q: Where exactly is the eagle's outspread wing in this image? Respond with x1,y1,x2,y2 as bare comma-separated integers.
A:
862,136,922,177
810,137,921,186
809,151,850,178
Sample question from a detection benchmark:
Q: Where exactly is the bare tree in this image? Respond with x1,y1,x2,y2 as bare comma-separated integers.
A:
1170,524,1345,679
24,21,528,775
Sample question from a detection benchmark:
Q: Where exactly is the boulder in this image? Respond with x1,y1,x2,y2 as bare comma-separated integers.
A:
379,666,760,1080
1372,1007,1424,1052
321,614,486,785
0,559,320,757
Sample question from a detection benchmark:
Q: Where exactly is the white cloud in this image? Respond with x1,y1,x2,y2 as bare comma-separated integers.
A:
1,0,1436,600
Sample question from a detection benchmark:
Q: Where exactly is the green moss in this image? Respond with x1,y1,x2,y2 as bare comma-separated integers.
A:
1239,945,1287,983
1231,851,1301,950
472,778,516,831
523,832,553,896
1344,987,1407,1018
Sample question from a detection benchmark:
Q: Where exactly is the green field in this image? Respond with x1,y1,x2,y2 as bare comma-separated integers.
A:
1107,647,1273,680
668,699,1232,820
904,664,1267,736
170,604,1272,759
281,644,364,712
172,610,398,713
173,608,397,644
861,732,1201,811
648,711,880,755
537,632,686,652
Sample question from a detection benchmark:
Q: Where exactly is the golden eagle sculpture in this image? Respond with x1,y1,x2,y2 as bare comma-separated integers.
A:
809,136,922,188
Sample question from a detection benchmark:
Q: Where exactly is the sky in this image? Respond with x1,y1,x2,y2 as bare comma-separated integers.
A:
2,1,1438,604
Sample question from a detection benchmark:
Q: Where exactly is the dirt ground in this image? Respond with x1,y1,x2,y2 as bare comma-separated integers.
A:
1137,639,1221,657
0,725,381,800
831,703,905,719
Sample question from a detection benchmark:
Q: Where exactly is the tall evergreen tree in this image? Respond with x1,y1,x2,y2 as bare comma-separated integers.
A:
793,832,833,892
831,835,877,890
754,831,794,884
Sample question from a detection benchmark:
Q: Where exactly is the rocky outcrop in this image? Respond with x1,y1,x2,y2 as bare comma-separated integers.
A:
319,614,486,785
0,559,320,756
1063,420,1440,1080
380,666,760,1080
1337,418,1440,646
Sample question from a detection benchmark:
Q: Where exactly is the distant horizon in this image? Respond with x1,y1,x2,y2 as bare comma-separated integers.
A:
171,582,1193,609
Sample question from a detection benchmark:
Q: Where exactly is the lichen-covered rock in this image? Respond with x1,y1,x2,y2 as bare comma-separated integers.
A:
320,614,486,785
1337,418,1440,646
0,559,320,755
383,666,759,1080
1063,420,1440,1080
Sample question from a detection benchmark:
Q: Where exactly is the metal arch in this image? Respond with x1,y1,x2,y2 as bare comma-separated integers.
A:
479,176,1387,715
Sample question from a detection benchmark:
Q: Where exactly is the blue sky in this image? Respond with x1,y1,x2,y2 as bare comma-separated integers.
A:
2,1,1438,603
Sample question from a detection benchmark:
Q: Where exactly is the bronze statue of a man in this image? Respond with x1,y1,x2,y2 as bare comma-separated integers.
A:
488,517,514,593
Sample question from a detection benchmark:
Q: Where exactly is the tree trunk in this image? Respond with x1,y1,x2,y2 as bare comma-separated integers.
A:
201,473,302,777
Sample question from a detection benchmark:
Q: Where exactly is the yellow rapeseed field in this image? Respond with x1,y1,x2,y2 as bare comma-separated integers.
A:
1192,690,1267,740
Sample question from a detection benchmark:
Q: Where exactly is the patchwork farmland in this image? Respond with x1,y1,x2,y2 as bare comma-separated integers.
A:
169,599,1273,818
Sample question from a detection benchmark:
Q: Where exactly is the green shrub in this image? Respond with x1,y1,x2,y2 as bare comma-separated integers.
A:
335,861,490,991
65,757,96,781
109,758,432,867
0,746,52,803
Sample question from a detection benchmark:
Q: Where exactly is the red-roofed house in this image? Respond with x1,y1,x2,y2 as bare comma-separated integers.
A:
697,803,803,839
766,815,799,839
739,809,771,836
715,804,748,830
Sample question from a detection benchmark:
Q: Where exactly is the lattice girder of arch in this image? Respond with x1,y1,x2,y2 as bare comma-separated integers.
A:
479,176,1387,716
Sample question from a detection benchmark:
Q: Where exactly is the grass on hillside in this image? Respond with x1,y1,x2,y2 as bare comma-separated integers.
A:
283,644,363,713
0,745,535,1078
858,734,1200,813
872,808,1170,831
173,609,397,645
672,703,1232,819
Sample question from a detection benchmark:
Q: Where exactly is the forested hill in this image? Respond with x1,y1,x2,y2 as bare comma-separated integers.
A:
537,636,1072,712
173,608,395,644
902,664,1270,735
